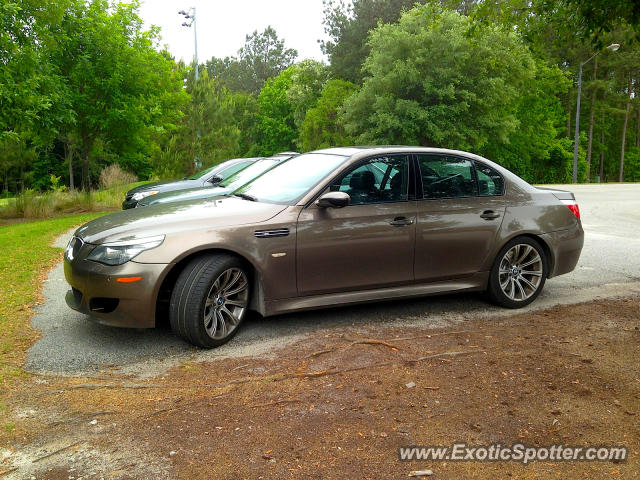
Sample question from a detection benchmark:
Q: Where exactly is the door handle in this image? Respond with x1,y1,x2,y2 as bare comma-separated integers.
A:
389,216,414,226
480,210,501,220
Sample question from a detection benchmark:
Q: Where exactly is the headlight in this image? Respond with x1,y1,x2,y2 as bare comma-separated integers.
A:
87,235,165,266
65,237,82,261
132,191,159,202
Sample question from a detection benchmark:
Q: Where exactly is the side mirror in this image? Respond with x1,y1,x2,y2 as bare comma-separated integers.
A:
208,175,222,184
316,191,350,209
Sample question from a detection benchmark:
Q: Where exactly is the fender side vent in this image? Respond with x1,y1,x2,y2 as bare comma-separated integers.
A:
254,228,289,238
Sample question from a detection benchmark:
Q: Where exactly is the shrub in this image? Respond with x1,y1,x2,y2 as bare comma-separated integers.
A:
99,164,138,190
0,181,149,220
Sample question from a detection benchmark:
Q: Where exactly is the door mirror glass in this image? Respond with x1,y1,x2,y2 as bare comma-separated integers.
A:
316,191,350,208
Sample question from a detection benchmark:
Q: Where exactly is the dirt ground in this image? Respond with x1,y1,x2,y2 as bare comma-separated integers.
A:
1,296,639,479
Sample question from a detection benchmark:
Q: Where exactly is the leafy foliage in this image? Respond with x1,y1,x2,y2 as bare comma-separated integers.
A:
206,26,298,95
4,0,640,192
299,79,358,151
342,5,534,151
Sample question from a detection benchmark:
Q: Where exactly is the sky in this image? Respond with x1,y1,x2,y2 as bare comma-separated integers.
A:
138,0,330,64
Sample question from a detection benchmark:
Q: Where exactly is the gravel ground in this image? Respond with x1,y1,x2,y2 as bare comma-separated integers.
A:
25,184,640,376
5,297,639,479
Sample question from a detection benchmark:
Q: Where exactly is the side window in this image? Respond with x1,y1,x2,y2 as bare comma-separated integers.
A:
418,155,477,199
475,162,504,196
330,156,409,205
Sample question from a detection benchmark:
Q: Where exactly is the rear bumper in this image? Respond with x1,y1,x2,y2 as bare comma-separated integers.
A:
64,257,170,328
541,222,584,278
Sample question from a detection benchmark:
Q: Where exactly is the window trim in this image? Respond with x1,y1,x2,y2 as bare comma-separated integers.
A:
414,153,505,201
304,153,414,208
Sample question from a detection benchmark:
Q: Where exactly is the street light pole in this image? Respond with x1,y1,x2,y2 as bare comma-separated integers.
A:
179,7,201,170
179,7,198,82
572,43,620,183
193,7,198,82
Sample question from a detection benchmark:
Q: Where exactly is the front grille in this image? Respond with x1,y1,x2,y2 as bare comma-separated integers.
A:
254,228,290,238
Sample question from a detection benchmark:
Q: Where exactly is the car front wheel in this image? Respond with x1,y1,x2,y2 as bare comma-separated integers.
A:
488,237,547,308
170,254,250,348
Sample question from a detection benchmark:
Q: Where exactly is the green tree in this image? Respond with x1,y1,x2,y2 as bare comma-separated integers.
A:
481,62,574,183
206,26,298,95
252,68,297,156
299,79,358,151
53,0,186,189
343,5,535,153
252,61,330,155
287,60,331,129
321,0,422,83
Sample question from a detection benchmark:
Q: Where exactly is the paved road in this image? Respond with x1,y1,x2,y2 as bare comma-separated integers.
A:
25,184,640,377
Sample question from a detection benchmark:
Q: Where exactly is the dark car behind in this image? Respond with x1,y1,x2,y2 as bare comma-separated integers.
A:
122,157,258,209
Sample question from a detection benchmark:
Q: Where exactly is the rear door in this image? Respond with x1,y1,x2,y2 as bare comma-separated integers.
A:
414,154,506,282
296,155,417,295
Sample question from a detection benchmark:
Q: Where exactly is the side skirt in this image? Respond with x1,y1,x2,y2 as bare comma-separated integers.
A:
262,272,489,317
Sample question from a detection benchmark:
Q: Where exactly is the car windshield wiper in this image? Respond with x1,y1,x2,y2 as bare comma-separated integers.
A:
232,193,258,202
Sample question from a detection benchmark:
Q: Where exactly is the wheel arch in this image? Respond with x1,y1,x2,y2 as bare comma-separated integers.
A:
494,232,555,277
155,247,266,326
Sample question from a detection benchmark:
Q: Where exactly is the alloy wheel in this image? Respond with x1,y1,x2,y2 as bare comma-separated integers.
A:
498,243,543,302
203,267,249,340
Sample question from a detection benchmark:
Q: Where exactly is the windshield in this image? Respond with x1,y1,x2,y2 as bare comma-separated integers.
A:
218,159,279,190
188,165,218,180
235,153,348,204
187,159,253,181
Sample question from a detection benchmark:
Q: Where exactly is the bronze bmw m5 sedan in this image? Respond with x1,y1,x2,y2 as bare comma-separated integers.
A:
64,147,584,348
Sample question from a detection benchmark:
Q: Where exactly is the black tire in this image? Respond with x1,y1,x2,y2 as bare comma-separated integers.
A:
487,237,548,309
170,253,250,348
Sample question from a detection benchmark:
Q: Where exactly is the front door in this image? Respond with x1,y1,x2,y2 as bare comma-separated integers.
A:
297,155,416,296
414,154,506,282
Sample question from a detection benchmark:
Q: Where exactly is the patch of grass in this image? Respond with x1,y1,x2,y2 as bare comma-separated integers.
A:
0,181,150,220
0,213,106,386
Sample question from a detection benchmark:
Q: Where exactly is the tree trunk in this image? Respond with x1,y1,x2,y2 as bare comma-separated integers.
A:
599,127,605,181
566,93,572,137
65,142,75,191
585,57,598,183
619,74,631,182
81,135,93,191
599,91,606,181
636,103,640,148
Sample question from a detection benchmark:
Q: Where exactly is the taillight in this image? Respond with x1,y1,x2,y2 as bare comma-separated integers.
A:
561,200,580,219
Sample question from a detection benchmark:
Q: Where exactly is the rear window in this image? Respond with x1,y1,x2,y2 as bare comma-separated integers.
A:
475,162,505,196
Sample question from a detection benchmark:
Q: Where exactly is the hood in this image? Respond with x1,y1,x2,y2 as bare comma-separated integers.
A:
75,197,287,245
140,186,229,206
126,179,203,196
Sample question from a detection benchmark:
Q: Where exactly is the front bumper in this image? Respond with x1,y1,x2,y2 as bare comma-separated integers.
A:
122,198,137,209
64,254,170,329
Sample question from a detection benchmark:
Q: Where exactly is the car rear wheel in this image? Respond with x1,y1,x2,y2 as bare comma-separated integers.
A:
488,237,547,308
170,254,250,348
